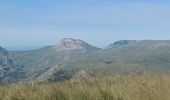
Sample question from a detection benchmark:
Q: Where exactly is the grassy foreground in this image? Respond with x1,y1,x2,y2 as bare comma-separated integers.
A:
0,75,170,100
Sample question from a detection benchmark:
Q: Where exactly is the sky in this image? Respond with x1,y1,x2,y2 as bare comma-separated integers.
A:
0,0,170,50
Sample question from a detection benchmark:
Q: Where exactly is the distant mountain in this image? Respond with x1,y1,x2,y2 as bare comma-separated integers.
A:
0,47,25,84
63,40,170,74
11,38,101,73
7,39,170,83
106,40,132,49
56,38,98,52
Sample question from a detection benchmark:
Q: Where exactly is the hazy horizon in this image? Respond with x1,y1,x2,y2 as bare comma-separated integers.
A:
4,38,170,51
1,0,170,50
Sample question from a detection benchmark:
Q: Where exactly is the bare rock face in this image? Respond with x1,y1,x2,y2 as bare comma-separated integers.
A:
55,38,88,53
0,47,25,84
58,38,85,49
106,40,129,49
36,64,70,82
0,47,14,70
0,47,17,70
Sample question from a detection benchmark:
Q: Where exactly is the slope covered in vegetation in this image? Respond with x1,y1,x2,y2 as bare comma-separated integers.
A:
0,74,170,100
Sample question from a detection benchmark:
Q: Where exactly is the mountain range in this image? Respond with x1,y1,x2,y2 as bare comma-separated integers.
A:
1,38,170,83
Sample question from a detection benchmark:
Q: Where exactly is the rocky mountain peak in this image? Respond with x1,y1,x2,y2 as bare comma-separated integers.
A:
56,38,87,51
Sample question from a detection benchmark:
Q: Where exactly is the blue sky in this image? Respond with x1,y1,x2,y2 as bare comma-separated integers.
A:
0,0,170,50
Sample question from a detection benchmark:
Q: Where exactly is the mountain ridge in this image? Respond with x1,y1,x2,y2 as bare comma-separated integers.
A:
10,38,101,73
1,38,170,83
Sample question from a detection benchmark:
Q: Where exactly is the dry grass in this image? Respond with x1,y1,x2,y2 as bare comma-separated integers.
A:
0,74,170,100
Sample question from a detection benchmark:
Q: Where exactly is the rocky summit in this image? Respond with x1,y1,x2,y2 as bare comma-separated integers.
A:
57,38,86,50
54,38,99,54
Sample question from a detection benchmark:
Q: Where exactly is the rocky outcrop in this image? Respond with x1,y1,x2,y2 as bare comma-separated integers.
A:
73,70,88,79
36,64,70,82
0,47,25,84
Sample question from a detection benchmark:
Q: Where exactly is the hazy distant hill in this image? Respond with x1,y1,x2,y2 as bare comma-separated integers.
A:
63,40,170,74
11,38,101,73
